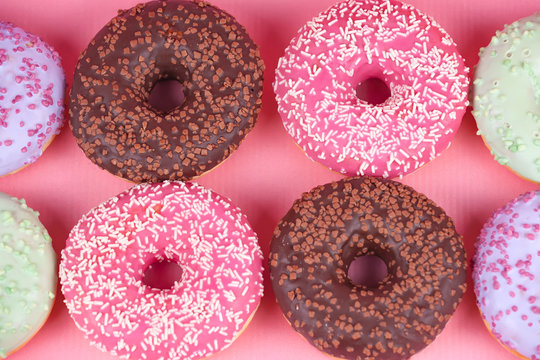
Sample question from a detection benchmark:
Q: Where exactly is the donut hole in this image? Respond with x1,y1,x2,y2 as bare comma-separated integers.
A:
347,255,388,288
355,77,391,106
142,259,183,290
148,79,185,113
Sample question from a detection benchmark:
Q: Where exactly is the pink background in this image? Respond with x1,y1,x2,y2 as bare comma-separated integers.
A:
0,0,539,359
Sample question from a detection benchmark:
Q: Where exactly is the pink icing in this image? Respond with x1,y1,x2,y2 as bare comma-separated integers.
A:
0,21,64,176
59,181,264,360
473,190,540,359
274,0,469,178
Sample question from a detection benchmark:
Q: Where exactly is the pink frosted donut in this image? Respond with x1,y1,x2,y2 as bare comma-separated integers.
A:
274,0,469,178
0,21,65,176
473,190,540,360
60,181,263,360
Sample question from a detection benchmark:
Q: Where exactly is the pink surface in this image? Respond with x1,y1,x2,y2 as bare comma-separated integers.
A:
0,0,538,359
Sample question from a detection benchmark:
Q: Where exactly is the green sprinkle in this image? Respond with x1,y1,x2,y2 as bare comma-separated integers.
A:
43,233,52,243
534,139,540,146
490,50,497,57
496,156,509,165
0,211,14,225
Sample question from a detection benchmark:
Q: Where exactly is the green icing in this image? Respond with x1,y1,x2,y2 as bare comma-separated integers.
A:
0,194,56,356
473,12,540,181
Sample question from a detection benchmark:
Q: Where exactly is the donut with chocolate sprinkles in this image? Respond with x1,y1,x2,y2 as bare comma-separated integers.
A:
269,176,467,360
69,0,264,183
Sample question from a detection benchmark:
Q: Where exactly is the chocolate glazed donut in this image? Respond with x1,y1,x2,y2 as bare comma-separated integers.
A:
269,177,467,360
70,0,264,182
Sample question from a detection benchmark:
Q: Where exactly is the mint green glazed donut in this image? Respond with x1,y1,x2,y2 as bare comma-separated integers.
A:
0,193,56,358
473,12,540,183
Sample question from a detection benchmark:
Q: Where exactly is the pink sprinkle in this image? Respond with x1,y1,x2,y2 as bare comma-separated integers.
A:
529,296,537,304
528,234,536,240
4,140,12,146
28,104,36,110
493,276,500,290
21,147,27,153
532,306,540,314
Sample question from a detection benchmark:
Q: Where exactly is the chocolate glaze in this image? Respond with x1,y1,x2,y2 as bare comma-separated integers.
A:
269,177,467,360
70,0,264,183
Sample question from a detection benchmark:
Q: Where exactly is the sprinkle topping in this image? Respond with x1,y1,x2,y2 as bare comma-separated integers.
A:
269,177,467,360
0,21,65,176
473,190,540,359
274,0,469,178
60,181,263,360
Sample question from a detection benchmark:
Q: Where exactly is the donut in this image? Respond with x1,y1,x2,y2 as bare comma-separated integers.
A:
274,0,469,178
0,192,57,357
269,176,467,360
473,190,540,360
69,0,264,183
60,181,264,360
473,12,540,183
0,21,65,176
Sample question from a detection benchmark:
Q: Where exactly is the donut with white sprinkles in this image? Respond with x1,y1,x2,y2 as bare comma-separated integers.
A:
269,176,467,360
69,0,264,183
473,190,540,360
274,0,469,178
60,181,264,360
0,21,65,176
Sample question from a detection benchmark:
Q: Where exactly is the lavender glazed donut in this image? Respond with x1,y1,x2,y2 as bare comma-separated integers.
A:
0,21,65,176
474,190,540,360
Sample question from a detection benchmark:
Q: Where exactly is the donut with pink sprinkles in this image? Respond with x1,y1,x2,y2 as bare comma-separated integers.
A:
473,190,540,360
274,0,469,178
0,21,65,176
60,181,264,360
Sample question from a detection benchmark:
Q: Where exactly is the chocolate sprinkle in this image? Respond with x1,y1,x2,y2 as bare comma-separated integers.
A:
69,0,264,183
269,177,467,360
